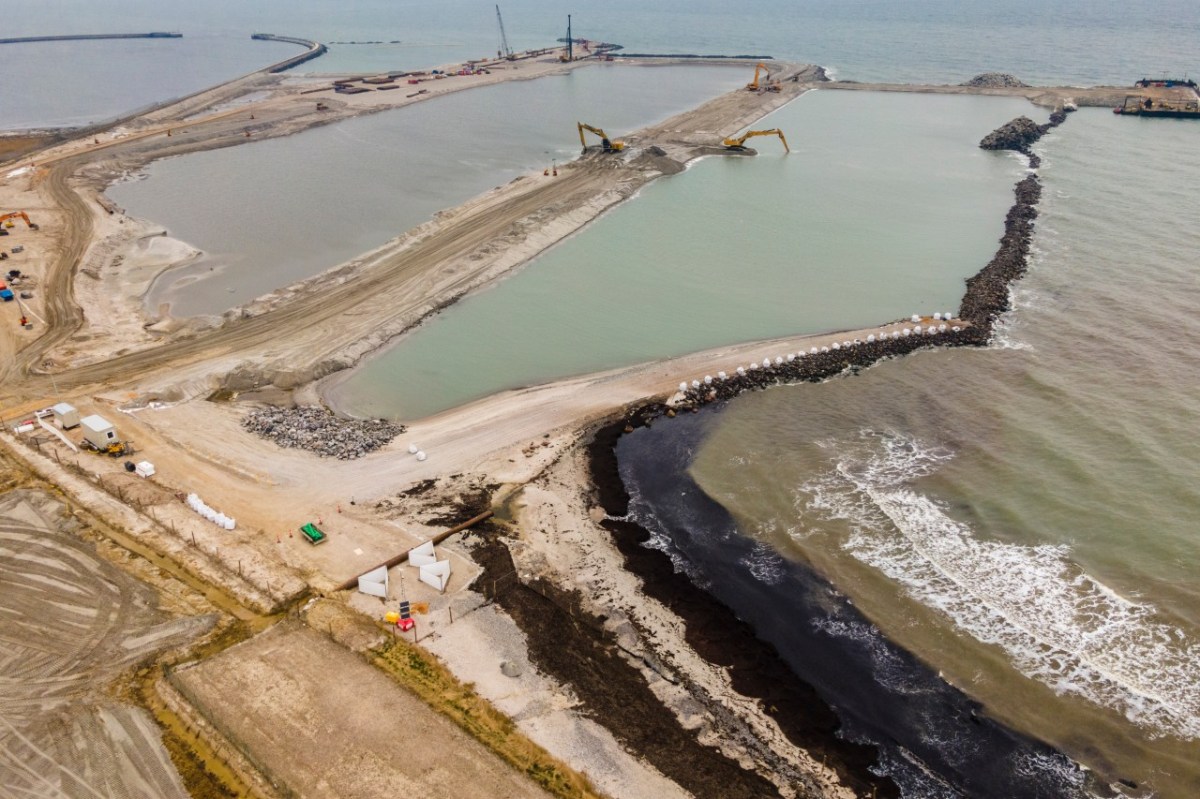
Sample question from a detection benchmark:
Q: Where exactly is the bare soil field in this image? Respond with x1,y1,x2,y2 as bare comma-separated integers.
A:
172,620,556,799
0,487,215,798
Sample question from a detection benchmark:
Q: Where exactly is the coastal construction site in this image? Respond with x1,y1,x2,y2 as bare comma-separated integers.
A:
0,33,1171,798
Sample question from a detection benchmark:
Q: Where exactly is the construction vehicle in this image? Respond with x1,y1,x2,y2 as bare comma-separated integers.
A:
0,212,38,231
82,439,133,457
578,122,625,153
746,62,770,91
722,129,790,153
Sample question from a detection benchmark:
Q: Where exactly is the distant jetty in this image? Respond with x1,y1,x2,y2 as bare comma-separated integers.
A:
251,33,328,72
617,53,772,60
0,32,181,45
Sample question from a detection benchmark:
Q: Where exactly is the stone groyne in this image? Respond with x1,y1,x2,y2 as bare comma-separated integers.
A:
0,32,181,45
251,33,328,73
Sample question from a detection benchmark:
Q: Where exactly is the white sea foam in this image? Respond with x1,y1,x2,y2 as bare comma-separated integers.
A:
811,615,927,697
802,430,1200,740
740,540,787,586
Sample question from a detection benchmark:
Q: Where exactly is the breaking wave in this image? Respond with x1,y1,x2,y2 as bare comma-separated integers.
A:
801,430,1200,740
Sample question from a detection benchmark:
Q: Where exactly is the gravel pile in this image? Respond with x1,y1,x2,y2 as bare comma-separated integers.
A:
979,115,1044,151
961,72,1029,88
242,406,404,459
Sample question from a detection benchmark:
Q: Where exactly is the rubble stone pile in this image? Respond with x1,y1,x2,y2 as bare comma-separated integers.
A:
242,406,404,459
979,109,1070,168
961,73,1029,88
979,116,1044,151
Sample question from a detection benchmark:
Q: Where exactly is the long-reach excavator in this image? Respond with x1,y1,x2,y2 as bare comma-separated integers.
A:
577,122,625,153
722,129,790,153
0,211,38,231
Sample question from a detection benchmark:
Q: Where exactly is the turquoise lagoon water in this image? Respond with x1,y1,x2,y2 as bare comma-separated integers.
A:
328,90,1031,419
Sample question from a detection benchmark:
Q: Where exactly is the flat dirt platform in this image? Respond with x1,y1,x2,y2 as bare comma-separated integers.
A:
0,488,210,798
173,621,550,798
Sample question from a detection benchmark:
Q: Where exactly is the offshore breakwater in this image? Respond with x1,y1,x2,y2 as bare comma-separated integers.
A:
0,33,180,45
250,33,327,73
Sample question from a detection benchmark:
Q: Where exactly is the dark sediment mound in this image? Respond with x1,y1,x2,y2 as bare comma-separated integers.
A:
241,405,403,459
961,72,1029,88
587,420,899,798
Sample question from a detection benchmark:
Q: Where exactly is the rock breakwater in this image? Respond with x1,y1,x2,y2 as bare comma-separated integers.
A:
242,406,403,459
673,119,1062,411
980,108,1071,167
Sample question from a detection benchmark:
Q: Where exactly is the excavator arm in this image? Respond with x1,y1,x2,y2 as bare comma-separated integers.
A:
577,122,625,153
0,211,38,230
746,62,769,91
721,129,790,153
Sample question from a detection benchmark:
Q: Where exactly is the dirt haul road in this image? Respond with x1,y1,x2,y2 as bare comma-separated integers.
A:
5,64,823,405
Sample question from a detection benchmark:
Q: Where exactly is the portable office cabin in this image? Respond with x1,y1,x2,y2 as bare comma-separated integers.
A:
52,402,80,429
80,415,118,450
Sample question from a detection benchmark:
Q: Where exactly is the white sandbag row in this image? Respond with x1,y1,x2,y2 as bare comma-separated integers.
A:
677,313,964,395
408,540,452,592
406,443,428,462
186,492,236,530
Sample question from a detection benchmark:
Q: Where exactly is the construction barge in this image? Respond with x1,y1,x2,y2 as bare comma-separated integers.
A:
1114,78,1200,118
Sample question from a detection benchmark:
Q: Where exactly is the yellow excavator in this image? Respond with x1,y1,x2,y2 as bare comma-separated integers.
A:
747,62,772,91
722,129,790,153
577,122,625,153
746,62,781,93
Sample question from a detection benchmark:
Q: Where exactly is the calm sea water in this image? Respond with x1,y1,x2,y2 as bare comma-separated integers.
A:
6,0,1199,129
108,65,746,316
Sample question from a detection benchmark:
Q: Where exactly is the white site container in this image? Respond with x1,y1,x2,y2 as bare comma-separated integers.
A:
80,414,117,451
135,461,155,478
52,402,80,429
